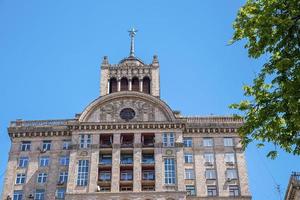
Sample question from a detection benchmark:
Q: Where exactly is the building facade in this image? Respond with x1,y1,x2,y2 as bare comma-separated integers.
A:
2,31,251,200
285,172,300,200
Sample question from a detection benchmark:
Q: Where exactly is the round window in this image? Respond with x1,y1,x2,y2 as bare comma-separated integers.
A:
120,108,135,121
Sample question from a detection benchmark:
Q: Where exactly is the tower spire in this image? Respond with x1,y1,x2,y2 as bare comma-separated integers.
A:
128,28,137,57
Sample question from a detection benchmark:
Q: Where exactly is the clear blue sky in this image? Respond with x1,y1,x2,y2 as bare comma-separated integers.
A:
0,1,299,199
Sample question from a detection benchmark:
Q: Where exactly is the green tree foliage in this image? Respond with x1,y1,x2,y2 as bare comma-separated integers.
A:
230,0,300,158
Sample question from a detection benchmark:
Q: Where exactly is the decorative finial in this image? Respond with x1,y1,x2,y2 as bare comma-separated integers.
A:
128,28,138,57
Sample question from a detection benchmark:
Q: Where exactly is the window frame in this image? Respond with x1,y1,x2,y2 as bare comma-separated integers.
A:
39,156,50,167
164,158,176,185
77,160,89,186
183,137,193,147
184,153,193,163
15,173,26,185
79,134,91,149
37,173,48,184
185,169,195,180
18,157,29,168
224,137,234,147
203,138,213,147
20,141,31,151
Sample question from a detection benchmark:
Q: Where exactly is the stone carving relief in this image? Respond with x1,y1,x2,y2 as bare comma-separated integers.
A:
85,98,168,122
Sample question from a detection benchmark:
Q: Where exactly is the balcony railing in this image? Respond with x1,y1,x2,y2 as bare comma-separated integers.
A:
142,159,155,164
99,160,112,165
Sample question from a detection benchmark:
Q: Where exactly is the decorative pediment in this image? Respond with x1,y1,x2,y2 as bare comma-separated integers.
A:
79,92,176,123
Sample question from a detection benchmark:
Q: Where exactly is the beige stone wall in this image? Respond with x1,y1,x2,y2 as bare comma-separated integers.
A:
100,67,109,96
151,66,160,97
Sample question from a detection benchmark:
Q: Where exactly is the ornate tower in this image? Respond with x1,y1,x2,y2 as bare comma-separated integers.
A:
100,28,160,97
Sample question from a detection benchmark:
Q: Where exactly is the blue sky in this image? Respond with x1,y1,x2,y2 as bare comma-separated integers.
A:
0,0,299,199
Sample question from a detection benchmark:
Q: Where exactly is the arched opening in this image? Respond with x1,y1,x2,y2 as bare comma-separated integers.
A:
109,78,117,93
121,77,128,91
132,77,139,92
143,77,151,94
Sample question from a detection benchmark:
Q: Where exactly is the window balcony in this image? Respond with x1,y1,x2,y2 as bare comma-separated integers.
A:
99,155,112,166
142,154,155,165
121,134,134,148
142,170,155,180
120,171,133,181
142,134,155,147
100,135,113,148
120,155,133,165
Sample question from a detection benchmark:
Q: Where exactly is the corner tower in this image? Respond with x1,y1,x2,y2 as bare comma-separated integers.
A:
100,29,160,97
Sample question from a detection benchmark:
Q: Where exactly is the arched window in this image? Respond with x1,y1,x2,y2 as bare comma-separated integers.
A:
143,77,151,94
132,77,139,92
109,78,117,93
121,77,128,91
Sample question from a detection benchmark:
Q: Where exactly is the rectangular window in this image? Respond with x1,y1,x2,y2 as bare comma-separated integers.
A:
18,157,29,168
184,153,193,163
142,170,155,180
224,137,234,147
59,156,70,166
204,153,214,163
39,156,50,167
35,189,45,200
55,188,66,199
15,173,26,184
99,154,112,165
120,170,133,180
229,185,240,197
205,169,216,180
203,138,213,147
58,171,68,183
207,185,217,196
186,185,196,196
142,154,154,164
62,140,71,150
164,158,176,184
99,171,111,181
77,160,89,186
120,154,133,164
37,173,48,183
13,190,23,200
20,141,31,151
42,140,51,151
183,137,192,147
185,169,195,180
163,133,175,147
224,153,235,163
79,134,91,149
226,169,238,180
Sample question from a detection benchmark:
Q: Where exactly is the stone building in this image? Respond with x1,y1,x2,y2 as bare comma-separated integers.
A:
2,30,252,200
285,172,300,200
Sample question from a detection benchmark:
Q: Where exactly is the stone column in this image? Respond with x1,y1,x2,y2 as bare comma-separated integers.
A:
128,79,132,91
117,79,121,92
155,133,163,191
216,151,227,196
175,132,185,191
236,151,251,196
194,137,206,196
139,79,143,92
133,133,142,192
89,134,100,192
67,135,80,193
111,133,121,192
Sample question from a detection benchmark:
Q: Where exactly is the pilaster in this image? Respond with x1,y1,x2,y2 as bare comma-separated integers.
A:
89,134,100,192
133,133,142,192
155,133,163,191
111,133,120,192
